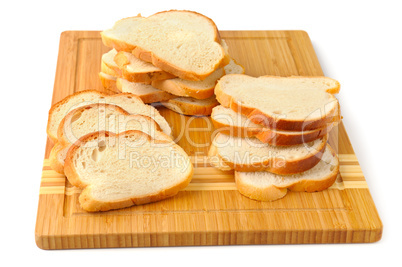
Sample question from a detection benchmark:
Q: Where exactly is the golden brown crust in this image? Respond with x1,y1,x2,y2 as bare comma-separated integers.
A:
234,172,288,201
64,130,193,212
212,115,335,146
151,78,216,100
98,72,120,93
216,135,328,175
285,145,339,192
114,51,176,83
48,142,65,174
161,97,218,116
102,10,228,81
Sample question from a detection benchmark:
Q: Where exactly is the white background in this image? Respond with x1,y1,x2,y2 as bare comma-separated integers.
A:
1,0,400,266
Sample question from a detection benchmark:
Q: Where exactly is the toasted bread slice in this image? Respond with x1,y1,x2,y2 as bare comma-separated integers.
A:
208,133,327,174
101,11,230,81
235,145,339,201
215,74,340,131
64,130,193,212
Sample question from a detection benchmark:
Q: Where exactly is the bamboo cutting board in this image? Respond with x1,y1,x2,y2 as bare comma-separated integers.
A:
35,31,382,249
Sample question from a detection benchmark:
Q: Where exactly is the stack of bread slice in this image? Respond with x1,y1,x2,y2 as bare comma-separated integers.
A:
208,74,341,201
98,10,245,116
46,90,193,211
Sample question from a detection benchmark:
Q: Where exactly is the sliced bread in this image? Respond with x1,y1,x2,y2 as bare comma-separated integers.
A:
161,95,219,116
208,133,327,174
50,103,171,174
151,67,224,99
116,78,175,103
215,74,340,131
47,90,172,143
114,50,175,83
98,72,119,93
57,103,161,146
64,130,193,212
211,105,335,145
235,144,339,201
101,10,230,81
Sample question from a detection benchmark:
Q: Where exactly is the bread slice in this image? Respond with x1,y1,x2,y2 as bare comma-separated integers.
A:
101,60,120,77
161,96,219,116
223,58,245,75
47,90,172,143
208,133,327,174
50,103,171,174
235,144,339,201
64,130,193,212
211,105,335,145
215,74,340,131
116,78,175,103
101,11,230,81
101,48,122,77
114,50,175,83
98,72,119,93
57,103,162,145
151,67,224,99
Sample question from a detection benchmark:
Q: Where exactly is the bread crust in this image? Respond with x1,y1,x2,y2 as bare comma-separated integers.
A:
234,172,288,201
212,134,328,174
64,130,194,212
114,51,176,83
233,145,339,202
214,75,340,131
211,112,335,146
57,103,159,146
47,90,112,143
151,75,218,100
115,78,176,104
101,10,230,81
49,142,66,174
98,72,120,93
161,97,219,116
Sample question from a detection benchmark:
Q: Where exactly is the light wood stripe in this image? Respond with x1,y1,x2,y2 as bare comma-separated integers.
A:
39,154,367,194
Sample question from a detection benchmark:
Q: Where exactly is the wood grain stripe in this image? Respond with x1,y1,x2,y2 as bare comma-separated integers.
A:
39,154,367,194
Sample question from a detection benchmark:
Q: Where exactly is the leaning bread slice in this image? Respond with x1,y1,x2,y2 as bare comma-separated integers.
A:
101,49,122,77
101,11,230,81
116,78,175,103
64,130,193,212
50,104,171,174
209,133,327,174
211,105,335,145
215,74,340,131
47,90,172,143
235,144,339,201
114,50,175,83
161,95,219,116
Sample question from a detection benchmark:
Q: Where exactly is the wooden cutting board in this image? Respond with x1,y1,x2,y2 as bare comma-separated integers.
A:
35,31,382,249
